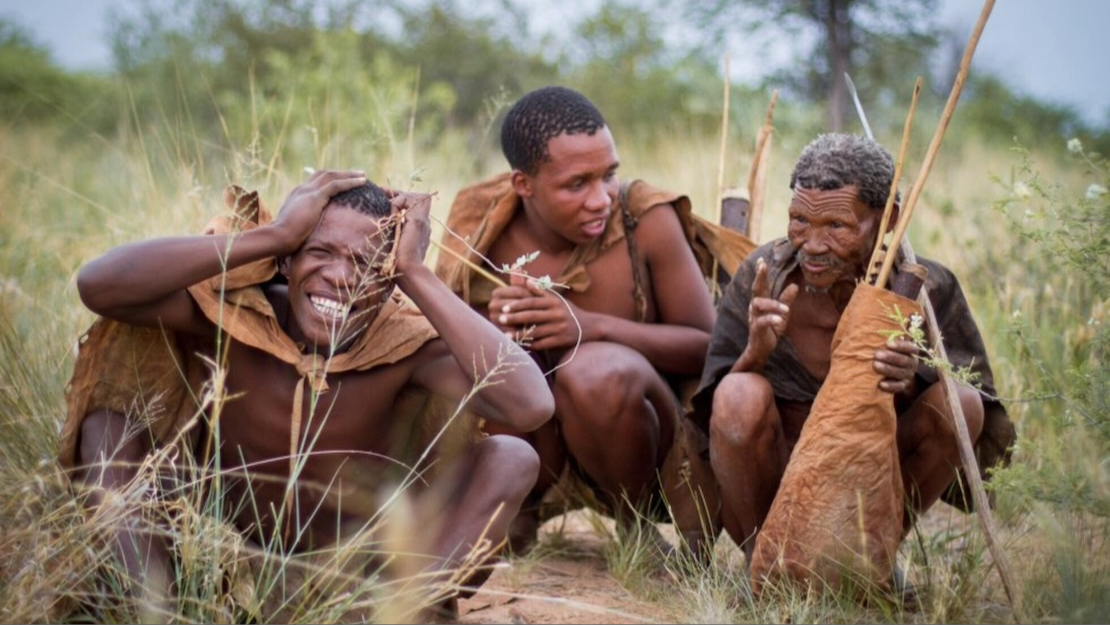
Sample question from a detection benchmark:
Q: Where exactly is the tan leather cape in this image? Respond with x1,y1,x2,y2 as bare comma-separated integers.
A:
59,186,440,471
434,171,755,312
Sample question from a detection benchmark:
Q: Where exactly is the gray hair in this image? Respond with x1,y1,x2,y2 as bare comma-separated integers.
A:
789,133,898,210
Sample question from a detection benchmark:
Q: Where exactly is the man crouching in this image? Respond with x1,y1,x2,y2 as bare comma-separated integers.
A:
61,171,554,622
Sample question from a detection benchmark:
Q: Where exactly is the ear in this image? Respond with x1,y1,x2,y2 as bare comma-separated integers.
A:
278,256,291,277
886,201,900,233
510,169,533,198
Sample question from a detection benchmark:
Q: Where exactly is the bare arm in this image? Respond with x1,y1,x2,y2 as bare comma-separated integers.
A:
602,204,715,375
76,171,369,333
488,205,715,377
393,193,554,433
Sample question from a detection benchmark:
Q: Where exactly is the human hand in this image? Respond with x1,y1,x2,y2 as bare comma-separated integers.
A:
874,337,920,394
489,272,584,350
386,191,434,274
272,170,367,254
744,257,799,364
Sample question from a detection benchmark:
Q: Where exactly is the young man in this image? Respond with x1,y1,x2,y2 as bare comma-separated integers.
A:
691,133,1015,576
435,86,720,557
61,171,554,619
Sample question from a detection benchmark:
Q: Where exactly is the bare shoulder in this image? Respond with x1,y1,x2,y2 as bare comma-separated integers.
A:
634,202,692,253
633,201,714,329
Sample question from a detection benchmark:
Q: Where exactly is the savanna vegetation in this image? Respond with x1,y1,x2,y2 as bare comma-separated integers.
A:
0,0,1107,622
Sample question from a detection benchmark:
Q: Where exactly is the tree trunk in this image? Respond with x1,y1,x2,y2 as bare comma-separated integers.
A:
821,0,854,131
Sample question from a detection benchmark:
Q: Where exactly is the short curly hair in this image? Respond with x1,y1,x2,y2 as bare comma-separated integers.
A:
500,86,608,176
789,133,899,210
328,181,392,219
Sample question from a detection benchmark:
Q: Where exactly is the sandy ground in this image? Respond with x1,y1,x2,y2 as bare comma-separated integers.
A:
454,505,988,625
457,511,663,624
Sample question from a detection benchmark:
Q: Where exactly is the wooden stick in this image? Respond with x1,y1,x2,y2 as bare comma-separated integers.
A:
714,53,731,226
746,90,778,242
430,238,507,288
868,0,1023,617
875,0,996,289
866,78,922,285
899,240,1025,622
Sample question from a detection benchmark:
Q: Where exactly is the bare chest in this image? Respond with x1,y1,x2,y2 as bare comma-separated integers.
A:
487,228,653,321
784,291,843,382
215,342,411,473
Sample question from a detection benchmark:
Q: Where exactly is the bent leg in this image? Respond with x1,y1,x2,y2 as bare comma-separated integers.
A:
553,342,674,524
481,415,564,554
416,435,540,588
708,373,789,559
77,409,174,608
897,382,985,526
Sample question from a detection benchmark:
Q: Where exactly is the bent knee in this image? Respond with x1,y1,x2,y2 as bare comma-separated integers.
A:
78,409,144,466
478,435,541,494
904,383,985,451
958,387,985,443
556,348,647,405
709,373,775,445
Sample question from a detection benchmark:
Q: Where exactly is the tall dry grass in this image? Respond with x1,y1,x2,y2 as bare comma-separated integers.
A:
1,72,1107,623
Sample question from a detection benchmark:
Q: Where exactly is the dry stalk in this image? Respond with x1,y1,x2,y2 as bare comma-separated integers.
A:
875,0,997,289
866,0,1024,618
714,52,731,226
430,238,507,288
746,90,778,242
866,77,922,285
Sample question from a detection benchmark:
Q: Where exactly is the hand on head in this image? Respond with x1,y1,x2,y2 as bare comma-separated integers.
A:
385,190,435,272
273,170,368,254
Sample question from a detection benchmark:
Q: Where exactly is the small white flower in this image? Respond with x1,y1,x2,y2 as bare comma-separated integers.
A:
1012,309,1022,319
1068,138,1083,153
1012,181,1031,199
1086,184,1107,200
909,313,924,331
534,275,553,290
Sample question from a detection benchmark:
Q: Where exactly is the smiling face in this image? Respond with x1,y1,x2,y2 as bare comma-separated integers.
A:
787,185,880,291
280,206,394,353
513,127,620,250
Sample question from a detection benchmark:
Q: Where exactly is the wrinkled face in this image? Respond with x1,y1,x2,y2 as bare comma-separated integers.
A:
281,206,394,353
516,127,620,249
787,185,879,290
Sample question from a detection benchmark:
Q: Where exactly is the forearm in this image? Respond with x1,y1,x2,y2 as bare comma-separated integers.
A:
590,314,711,376
77,227,290,315
398,265,552,428
729,346,767,374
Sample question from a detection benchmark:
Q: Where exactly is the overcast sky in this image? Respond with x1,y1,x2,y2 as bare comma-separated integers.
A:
2,0,1107,127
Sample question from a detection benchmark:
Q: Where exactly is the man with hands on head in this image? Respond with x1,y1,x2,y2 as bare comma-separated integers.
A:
62,169,554,619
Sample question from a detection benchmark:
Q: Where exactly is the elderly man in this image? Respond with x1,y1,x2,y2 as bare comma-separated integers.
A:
691,133,1015,582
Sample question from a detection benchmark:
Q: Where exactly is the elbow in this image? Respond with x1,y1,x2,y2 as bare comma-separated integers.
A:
499,387,554,434
76,263,109,315
518,390,555,433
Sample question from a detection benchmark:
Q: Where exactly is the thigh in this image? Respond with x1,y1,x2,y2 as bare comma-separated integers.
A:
552,341,674,417
553,342,676,467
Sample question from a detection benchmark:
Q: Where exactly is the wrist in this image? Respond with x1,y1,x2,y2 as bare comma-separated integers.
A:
392,261,433,291
732,349,767,373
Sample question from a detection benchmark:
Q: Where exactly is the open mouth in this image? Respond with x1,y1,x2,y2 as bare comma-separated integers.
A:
582,215,608,238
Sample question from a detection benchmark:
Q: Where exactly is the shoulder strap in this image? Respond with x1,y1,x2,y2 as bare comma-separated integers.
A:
619,181,648,323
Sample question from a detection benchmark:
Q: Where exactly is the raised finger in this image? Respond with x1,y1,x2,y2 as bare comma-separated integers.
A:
752,257,770,300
